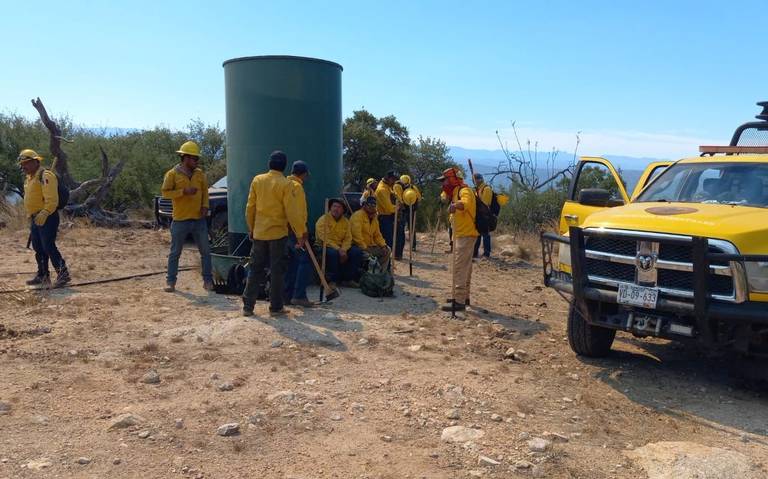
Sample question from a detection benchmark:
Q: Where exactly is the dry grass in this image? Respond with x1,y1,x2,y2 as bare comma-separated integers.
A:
0,202,27,232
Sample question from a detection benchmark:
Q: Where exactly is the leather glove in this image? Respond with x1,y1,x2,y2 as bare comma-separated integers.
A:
34,210,50,226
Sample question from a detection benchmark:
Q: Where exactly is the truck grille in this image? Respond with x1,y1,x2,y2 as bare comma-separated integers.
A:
157,198,173,215
583,231,738,301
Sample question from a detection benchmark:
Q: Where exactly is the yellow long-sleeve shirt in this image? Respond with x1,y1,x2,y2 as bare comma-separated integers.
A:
286,175,308,237
350,209,386,249
375,182,397,215
24,168,58,217
475,183,493,206
315,213,352,251
452,186,479,238
245,170,306,240
161,166,209,221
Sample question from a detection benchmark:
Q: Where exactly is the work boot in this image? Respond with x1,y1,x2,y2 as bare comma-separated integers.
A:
242,305,254,317
291,298,315,308
26,273,50,286
269,308,288,317
203,280,214,291
164,282,176,293
441,300,466,312
53,268,71,288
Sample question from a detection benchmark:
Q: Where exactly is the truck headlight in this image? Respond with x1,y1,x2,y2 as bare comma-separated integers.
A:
746,262,768,293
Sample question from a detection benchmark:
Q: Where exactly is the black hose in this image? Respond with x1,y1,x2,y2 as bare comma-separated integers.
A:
0,266,196,295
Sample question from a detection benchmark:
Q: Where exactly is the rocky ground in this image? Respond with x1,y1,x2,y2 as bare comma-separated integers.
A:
0,223,767,478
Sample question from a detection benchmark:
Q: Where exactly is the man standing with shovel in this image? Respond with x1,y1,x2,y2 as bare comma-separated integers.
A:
242,151,306,317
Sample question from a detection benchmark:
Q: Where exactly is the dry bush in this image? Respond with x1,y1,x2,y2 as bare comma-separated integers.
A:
0,201,27,232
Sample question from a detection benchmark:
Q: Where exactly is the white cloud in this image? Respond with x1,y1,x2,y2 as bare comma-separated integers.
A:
426,125,728,160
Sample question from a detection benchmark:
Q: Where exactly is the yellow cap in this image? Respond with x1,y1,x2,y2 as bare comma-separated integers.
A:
17,149,42,164
176,141,201,157
399,174,411,185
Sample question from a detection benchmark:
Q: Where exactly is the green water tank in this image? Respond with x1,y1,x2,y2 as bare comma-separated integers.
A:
223,55,343,255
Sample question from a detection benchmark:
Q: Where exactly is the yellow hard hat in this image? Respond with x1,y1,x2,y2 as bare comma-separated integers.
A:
176,141,201,157
366,177,376,186
403,188,418,206
399,174,411,185
497,193,509,206
17,149,42,164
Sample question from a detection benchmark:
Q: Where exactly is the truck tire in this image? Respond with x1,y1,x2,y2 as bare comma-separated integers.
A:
567,303,615,357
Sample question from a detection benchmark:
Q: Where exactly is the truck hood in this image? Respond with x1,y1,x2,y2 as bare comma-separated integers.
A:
208,187,227,197
582,202,768,254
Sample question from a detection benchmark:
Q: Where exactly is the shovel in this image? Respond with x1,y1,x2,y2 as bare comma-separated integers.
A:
305,245,341,301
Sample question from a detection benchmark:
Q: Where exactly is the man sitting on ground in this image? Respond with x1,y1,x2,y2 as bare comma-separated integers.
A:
350,196,390,268
315,198,363,287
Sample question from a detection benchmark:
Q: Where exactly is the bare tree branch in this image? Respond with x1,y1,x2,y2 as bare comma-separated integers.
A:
31,97,79,189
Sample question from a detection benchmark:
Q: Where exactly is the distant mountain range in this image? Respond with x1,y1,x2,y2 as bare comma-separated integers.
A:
448,146,668,172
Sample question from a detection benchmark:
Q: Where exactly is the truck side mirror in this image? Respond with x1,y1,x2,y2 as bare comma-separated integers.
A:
578,188,611,207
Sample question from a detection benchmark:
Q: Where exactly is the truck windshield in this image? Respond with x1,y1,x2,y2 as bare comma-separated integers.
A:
636,162,768,208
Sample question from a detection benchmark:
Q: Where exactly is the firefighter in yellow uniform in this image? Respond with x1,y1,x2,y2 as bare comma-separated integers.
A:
438,167,478,312
350,196,390,267
161,141,212,292
18,149,70,287
360,177,378,206
284,161,314,308
315,199,363,287
376,170,405,260
242,151,307,316
394,174,421,251
472,173,493,258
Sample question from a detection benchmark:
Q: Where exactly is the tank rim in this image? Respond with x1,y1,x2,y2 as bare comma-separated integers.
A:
222,55,343,71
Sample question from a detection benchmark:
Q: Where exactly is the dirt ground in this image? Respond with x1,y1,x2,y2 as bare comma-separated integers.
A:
1,223,767,478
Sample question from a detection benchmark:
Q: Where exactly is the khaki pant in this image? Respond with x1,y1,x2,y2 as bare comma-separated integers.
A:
451,236,475,303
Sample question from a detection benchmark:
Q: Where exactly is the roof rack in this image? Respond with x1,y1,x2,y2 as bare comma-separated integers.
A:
699,145,768,155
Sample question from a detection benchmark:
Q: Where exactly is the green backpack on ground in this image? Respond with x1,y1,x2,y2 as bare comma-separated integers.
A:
359,256,394,298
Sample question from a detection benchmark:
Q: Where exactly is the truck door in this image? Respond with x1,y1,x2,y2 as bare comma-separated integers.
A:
630,161,674,200
559,157,629,235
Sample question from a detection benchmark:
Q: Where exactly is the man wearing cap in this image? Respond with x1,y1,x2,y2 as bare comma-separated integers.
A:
438,167,478,312
18,149,70,287
360,177,378,206
315,198,363,287
284,161,314,308
161,141,213,292
350,196,390,267
472,173,493,259
242,151,306,316
375,170,405,260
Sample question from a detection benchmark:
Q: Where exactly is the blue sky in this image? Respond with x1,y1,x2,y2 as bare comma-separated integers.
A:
3,0,767,159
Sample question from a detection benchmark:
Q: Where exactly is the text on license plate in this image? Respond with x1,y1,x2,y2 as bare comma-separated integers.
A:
617,283,659,309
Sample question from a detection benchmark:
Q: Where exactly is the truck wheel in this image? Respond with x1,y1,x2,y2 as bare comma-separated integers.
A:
567,303,615,357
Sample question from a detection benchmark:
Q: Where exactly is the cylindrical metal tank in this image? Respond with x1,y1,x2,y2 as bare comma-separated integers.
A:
223,55,343,255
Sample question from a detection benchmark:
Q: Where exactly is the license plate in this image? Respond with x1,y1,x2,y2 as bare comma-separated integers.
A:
617,283,659,309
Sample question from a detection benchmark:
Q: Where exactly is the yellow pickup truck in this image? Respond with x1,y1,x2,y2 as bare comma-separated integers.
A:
541,102,768,357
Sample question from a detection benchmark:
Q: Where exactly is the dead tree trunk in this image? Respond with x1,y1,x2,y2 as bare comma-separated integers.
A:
31,97,151,228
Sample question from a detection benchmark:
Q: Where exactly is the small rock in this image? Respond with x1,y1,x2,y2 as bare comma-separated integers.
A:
174,419,184,429
518,432,531,440
490,414,502,422
303,403,314,413
248,413,265,424
210,373,220,380
140,369,161,384
381,435,393,442
113,458,121,465
408,345,423,352
31,414,49,424
330,413,343,421
478,455,500,466
402,409,412,417
357,338,369,345
504,347,516,358
268,390,296,402
0,402,11,415
441,426,485,443
271,340,284,348
528,437,552,452
24,458,53,470
138,430,151,439
514,460,534,470
216,423,240,436
217,382,234,392
351,403,365,412
108,413,144,430
516,412,527,418
322,312,339,320
513,350,528,361
446,408,461,420
76,457,91,465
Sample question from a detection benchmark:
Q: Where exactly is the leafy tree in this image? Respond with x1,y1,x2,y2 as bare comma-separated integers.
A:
343,109,410,187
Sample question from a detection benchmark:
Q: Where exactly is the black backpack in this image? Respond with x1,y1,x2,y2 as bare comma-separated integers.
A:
489,190,501,216
461,186,497,234
38,169,70,210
